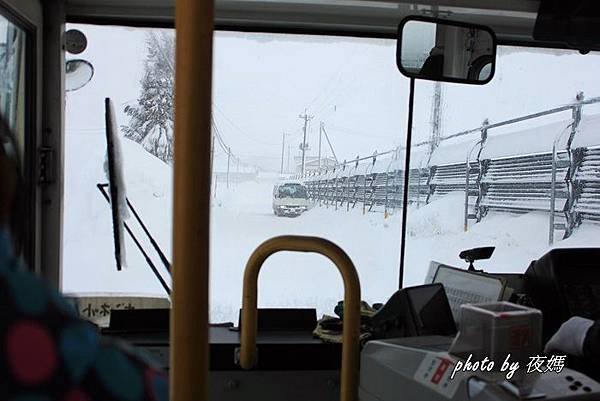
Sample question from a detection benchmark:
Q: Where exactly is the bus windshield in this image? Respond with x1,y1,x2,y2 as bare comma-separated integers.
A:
63,24,600,324
64,25,405,323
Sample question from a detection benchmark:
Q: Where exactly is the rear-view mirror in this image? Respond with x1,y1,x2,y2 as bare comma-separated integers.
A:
397,16,496,84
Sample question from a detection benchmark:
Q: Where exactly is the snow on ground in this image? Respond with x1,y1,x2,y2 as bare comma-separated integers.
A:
63,132,600,323
63,132,173,297
209,179,404,322
404,207,559,284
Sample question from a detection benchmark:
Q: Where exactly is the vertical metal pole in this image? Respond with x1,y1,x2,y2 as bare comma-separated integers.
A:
463,139,482,232
318,174,322,207
280,131,285,174
41,0,66,288
429,81,442,155
384,169,389,218
172,0,213,400
301,121,306,174
363,162,369,214
334,170,339,211
318,122,323,169
398,78,415,289
474,120,488,223
325,171,330,208
210,133,214,169
565,92,584,238
549,142,557,245
426,166,434,205
210,133,215,194
464,156,470,232
463,135,485,232
346,160,354,212
300,110,308,174
416,165,421,209
287,143,291,173
227,146,231,189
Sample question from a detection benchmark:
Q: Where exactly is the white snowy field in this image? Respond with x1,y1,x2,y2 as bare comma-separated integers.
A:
63,132,600,323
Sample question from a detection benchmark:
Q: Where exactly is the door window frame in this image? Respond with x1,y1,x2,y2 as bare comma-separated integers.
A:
0,0,38,270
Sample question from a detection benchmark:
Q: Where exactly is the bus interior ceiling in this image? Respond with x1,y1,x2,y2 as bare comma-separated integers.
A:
62,0,542,42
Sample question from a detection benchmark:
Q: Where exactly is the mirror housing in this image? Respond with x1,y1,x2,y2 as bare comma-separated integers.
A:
65,59,95,92
397,16,497,85
459,246,495,271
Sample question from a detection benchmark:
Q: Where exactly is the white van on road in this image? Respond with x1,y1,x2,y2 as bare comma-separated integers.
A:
272,181,311,217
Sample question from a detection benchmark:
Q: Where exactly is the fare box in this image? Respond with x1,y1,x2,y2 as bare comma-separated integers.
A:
414,353,462,399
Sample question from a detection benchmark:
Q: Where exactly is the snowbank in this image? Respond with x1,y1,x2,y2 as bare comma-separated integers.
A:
406,192,464,237
63,132,173,297
402,200,595,287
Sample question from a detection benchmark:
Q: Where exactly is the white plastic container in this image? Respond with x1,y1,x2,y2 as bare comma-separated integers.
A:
449,301,542,366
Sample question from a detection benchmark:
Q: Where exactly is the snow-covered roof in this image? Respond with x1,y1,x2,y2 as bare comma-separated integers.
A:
276,179,304,186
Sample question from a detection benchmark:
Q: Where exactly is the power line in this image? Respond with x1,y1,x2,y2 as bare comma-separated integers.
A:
305,45,358,112
308,45,371,116
320,123,338,162
211,115,261,173
326,124,399,140
212,102,279,147
310,46,374,119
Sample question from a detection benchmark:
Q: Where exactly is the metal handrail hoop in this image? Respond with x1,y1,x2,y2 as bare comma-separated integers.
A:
239,235,362,401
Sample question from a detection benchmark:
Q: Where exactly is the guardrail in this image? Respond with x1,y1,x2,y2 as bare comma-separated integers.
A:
297,93,600,244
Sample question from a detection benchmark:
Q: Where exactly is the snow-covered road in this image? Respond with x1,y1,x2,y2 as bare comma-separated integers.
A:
210,177,403,322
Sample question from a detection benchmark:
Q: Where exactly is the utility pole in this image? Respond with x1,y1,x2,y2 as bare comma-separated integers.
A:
280,131,287,174
227,146,231,189
318,122,323,169
429,82,443,158
287,143,291,173
299,109,314,175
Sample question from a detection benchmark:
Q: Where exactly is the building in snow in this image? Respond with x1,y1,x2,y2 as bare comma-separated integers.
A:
294,155,337,173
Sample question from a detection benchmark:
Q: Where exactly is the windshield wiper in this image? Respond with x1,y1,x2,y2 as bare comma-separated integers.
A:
100,98,171,296
97,183,171,296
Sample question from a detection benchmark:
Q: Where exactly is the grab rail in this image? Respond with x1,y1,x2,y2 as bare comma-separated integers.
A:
239,235,361,401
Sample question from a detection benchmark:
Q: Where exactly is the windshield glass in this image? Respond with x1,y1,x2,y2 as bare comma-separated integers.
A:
278,184,308,199
403,48,600,286
63,25,406,323
63,24,600,324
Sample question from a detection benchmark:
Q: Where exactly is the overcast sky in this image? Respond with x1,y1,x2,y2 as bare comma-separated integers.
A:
66,24,600,172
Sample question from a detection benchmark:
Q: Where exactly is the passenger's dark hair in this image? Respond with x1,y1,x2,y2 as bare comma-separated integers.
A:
0,113,24,254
